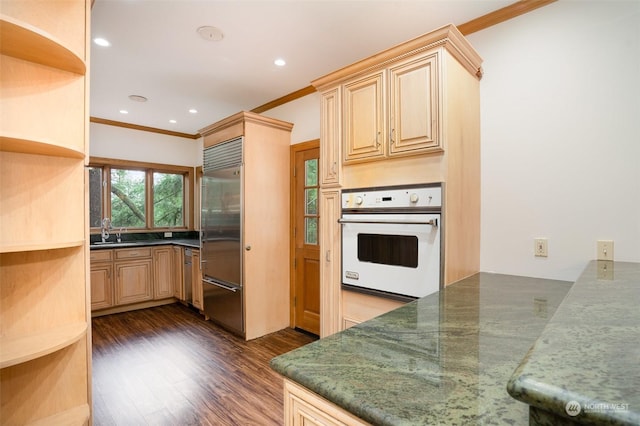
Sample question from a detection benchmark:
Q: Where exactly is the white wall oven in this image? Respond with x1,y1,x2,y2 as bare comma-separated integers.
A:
340,184,442,301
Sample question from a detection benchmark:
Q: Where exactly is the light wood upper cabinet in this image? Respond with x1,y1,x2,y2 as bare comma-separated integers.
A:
342,53,440,164
320,87,341,187
388,53,439,155
343,70,386,163
153,246,174,300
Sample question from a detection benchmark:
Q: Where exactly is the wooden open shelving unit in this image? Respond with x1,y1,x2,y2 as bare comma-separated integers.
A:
0,1,91,424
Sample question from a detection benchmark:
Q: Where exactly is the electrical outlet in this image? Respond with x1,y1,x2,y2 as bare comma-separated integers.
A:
164,231,173,238
597,240,613,261
534,238,548,257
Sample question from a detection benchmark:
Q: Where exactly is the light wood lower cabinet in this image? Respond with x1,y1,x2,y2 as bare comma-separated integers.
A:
341,291,405,330
90,263,114,310
153,246,173,300
192,249,203,310
115,259,153,305
91,246,181,313
90,248,114,310
284,379,370,426
173,245,184,300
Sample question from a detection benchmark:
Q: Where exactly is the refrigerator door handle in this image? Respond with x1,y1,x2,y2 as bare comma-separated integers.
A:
203,277,239,292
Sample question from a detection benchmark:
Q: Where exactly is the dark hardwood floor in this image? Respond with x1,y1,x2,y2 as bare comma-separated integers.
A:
91,303,317,425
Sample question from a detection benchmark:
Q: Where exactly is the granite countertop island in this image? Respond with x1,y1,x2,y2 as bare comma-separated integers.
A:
271,272,573,425
507,261,640,425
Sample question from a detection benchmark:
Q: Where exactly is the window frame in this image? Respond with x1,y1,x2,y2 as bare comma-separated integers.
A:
89,157,195,232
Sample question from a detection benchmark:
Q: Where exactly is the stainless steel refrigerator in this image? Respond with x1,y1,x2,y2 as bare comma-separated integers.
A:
201,137,244,336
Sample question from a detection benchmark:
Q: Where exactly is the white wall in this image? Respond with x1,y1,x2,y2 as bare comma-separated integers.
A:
260,92,321,144
467,0,640,281
90,122,201,167
90,0,640,282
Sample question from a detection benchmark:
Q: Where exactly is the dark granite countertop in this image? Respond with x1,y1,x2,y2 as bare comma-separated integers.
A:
271,273,572,425
89,238,199,250
507,261,640,425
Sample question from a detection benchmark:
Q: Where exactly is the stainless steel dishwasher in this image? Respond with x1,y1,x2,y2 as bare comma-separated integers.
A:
184,248,193,304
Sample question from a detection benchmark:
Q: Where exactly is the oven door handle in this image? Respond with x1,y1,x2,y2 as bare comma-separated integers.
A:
338,218,438,226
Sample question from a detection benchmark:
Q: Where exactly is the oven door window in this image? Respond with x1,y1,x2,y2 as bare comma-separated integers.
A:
357,233,418,268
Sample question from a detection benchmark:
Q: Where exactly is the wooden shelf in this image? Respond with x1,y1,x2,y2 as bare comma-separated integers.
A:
27,404,90,426
0,240,84,254
0,322,87,369
0,14,86,75
0,135,85,159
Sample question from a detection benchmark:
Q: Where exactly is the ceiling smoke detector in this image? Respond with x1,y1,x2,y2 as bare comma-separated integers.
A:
197,26,224,42
128,95,148,102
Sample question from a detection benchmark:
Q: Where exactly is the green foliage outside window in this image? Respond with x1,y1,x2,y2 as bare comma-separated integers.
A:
111,169,146,228
153,172,184,227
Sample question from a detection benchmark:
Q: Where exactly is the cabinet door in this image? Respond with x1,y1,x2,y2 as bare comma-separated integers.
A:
284,379,369,426
319,189,342,337
153,246,173,300
343,70,385,163
192,250,203,310
173,246,184,300
388,53,440,155
90,263,113,310
320,87,341,186
115,260,153,305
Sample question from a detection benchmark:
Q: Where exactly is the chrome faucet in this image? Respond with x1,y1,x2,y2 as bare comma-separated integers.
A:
101,217,112,243
115,227,126,243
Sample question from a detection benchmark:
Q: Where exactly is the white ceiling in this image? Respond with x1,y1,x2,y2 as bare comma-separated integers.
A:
90,0,513,135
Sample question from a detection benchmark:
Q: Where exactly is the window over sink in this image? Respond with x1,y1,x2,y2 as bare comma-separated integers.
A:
89,157,194,231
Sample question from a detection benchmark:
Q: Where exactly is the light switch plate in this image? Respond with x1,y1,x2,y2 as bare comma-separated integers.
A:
164,232,173,238
597,240,613,261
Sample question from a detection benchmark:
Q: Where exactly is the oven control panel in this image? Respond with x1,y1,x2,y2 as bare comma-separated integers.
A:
342,185,442,210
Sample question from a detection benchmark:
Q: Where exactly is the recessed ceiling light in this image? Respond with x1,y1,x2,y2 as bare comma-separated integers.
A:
274,58,286,67
93,37,110,47
119,110,128,114
169,119,177,124
197,26,224,42
128,95,148,102
189,109,198,114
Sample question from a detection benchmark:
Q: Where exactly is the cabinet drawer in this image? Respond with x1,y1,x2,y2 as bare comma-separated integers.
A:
115,247,152,260
90,249,113,262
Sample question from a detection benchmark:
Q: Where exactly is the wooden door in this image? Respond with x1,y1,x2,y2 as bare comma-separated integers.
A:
292,142,320,335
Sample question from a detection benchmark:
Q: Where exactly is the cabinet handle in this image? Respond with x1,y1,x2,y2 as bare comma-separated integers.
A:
375,132,381,147
245,245,251,251
331,161,336,175
390,128,395,144
326,250,331,262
